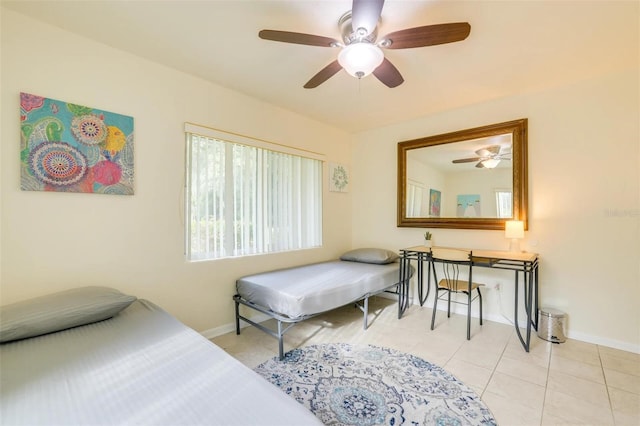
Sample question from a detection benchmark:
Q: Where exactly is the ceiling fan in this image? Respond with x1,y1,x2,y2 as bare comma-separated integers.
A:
452,145,512,169
258,0,471,88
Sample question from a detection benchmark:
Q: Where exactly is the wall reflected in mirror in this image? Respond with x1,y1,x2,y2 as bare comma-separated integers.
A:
405,134,513,219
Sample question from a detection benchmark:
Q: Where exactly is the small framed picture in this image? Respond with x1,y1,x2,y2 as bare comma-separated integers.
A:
429,189,441,217
329,162,349,192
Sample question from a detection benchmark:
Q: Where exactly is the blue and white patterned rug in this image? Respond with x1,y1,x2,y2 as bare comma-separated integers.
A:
255,343,497,425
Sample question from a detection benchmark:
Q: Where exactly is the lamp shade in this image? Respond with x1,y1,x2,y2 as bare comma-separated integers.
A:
505,220,525,239
338,42,384,79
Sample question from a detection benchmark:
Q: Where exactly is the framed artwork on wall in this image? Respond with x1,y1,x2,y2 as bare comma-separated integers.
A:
429,189,441,217
329,162,349,192
457,194,481,217
20,92,134,195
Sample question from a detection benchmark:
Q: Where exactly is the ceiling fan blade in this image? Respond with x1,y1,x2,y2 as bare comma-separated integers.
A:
373,58,404,88
259,30,338,47
304,60,343,88
382,22,471,49
452,157,481,164
351,0,385,36
475,162,485,168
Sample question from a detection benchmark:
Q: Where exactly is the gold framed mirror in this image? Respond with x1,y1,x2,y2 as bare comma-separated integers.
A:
397,119,528,230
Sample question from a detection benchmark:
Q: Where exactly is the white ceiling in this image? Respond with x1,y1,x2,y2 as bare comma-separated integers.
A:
2,0,637,133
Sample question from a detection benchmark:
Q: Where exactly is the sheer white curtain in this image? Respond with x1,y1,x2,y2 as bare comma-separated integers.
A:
186,127,323,260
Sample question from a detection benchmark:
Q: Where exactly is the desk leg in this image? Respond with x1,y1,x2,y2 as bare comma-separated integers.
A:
423,256,434,305
398,256,405,319
417,256,424,306
523,272,530,316
418,253,432,306
533,264,539,331
513,270,530,352
398,256,411,319
525,269,533,350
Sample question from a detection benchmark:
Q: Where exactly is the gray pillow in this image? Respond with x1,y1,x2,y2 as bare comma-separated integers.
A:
340,248,399,264
0,286,137,343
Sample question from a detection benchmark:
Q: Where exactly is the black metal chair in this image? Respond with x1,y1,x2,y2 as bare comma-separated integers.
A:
430,248,484,340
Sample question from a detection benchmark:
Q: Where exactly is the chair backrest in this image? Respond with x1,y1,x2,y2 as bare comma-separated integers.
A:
431,248,472,290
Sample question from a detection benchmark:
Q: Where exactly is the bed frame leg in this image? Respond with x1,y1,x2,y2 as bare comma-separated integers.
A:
363,297,369,330
278,320,284,361
234,297,241,335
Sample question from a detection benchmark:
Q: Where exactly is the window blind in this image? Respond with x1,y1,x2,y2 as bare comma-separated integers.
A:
185,125,323,260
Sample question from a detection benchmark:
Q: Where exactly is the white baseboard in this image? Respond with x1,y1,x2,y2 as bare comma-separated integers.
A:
200,312,271,340
566,330,640,354
200,298,639,354
425,299,640,354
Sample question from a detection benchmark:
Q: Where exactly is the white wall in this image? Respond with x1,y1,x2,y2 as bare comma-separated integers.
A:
352,69,640,352
444,168,511,217
406,156,444,217
0,10,353,332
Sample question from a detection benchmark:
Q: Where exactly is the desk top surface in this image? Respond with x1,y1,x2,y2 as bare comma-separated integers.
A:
401,245,538,262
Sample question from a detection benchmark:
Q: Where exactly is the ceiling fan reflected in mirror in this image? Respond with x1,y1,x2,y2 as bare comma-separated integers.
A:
452,145,512,169
258,0,471,88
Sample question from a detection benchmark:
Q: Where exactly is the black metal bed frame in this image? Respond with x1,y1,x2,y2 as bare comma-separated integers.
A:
234,272,412,360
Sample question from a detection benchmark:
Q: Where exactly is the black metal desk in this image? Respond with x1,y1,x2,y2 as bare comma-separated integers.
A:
398,245,539,352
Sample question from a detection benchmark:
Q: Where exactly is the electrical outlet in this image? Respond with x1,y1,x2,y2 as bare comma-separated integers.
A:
495,282,501,291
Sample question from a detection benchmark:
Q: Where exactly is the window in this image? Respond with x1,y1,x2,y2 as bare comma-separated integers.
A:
494,188,513,218
185,124,323,260
405,180,425,218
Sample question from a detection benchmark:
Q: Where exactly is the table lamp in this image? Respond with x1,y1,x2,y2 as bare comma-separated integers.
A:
505,220,524,252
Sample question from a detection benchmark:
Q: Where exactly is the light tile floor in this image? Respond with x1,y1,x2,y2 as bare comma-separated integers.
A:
212,297,640,426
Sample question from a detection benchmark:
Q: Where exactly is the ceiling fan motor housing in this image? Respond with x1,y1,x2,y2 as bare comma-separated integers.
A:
338,11,378,45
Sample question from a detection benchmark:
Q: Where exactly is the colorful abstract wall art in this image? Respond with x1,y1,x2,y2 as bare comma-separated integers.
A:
429,188,441,217
20,92,134,195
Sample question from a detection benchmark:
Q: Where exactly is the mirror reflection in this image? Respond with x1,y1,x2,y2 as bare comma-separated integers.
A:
397,119,528,230
406,133,513,219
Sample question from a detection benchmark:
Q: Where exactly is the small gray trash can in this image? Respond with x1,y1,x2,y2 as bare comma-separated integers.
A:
537,308,567,343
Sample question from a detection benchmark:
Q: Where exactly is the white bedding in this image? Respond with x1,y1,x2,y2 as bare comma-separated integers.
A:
236,260,402,319
0,299,321,425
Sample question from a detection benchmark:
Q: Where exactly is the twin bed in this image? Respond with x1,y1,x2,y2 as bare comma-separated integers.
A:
235,248,413,359
0,287,321,425
1,248,411,423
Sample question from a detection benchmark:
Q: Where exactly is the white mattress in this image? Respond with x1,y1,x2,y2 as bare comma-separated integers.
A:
0,299,321,425
236,260,403,319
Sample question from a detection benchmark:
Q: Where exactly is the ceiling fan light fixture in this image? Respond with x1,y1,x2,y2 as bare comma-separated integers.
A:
338,42,384,79
259,2,471,88
481,158,501,169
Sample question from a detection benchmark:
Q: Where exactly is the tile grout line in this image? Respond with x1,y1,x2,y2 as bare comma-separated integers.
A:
597,344,617,425
538,340,554,426
479,331,511,401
